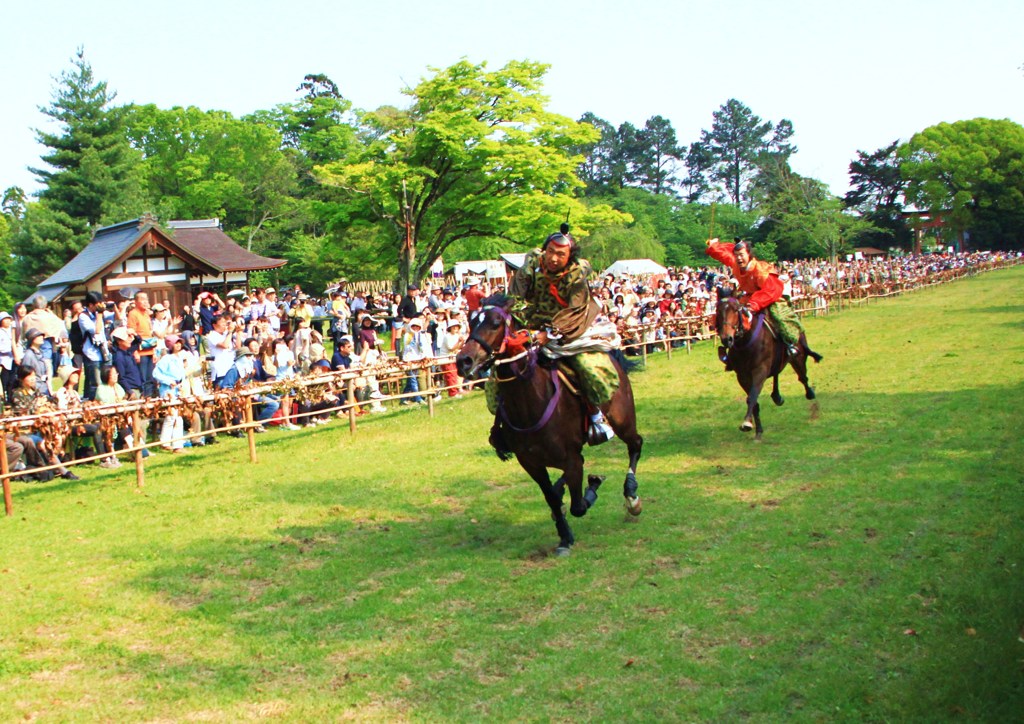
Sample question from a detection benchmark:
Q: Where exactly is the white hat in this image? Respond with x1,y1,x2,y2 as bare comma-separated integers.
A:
447,319,463,330
408,317,424,328
110,327,132,342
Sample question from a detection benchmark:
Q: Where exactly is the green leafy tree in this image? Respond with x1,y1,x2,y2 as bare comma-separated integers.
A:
572,112,618,196
315,59,628,289
693,99,796,209
844,140,911,250
636,115,682,195
756,161,875,261
13,48,143,283
124,104,298,251
899,118,1024,250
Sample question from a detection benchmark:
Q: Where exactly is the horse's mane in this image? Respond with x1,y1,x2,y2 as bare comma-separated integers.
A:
481,292,512,309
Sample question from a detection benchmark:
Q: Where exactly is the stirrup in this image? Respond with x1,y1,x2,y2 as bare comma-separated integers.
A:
787,344,799,357
587,415,615,446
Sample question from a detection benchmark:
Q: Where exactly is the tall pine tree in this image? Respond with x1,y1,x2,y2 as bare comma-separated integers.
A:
14,48,142,284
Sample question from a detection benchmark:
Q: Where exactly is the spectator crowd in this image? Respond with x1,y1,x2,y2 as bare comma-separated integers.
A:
1,249,1019,482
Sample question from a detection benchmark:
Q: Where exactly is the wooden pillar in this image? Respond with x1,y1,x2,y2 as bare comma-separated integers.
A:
347,380,357,436
133,415,145,489
244,398,258,464
2,427,12,517
426,364,436,418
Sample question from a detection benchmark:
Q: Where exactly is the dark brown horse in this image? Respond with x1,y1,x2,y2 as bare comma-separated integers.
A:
716,290,823,440
456,294,642,556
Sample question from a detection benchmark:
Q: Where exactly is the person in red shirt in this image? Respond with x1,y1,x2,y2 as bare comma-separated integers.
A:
705,237,809,359
463,277,486,313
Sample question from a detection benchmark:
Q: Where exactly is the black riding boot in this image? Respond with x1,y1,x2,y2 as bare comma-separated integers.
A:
488,416,514,461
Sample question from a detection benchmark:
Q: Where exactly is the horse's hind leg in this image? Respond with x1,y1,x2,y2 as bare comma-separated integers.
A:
770,374,784,406
801,333,824,364
753,401,764,441
790,349,816,400
623,433,643,516
522,459,575,555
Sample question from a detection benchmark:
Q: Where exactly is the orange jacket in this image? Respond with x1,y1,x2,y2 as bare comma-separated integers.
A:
706,241,784,313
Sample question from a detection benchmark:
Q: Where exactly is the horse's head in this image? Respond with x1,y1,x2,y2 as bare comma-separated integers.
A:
716,288,752,350
456,293,515,379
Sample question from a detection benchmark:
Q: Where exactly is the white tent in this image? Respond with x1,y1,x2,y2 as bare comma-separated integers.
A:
602,259,668,277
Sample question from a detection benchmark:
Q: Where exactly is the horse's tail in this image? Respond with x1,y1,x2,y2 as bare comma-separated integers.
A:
611,348,640,376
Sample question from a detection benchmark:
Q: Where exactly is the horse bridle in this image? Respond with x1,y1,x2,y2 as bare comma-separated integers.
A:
467,305,512,370
719,298,763,351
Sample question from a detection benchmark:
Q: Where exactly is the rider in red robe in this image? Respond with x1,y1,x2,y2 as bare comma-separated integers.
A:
705,238,806,358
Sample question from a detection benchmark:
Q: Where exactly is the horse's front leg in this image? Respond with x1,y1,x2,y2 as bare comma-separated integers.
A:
737,371,762,432
521,458,575,555
563,453,588,519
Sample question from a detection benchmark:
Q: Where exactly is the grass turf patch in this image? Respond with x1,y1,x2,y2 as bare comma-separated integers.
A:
1,268,1022,720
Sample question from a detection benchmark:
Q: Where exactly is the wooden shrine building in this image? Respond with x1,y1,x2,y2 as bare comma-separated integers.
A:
32,215,286,312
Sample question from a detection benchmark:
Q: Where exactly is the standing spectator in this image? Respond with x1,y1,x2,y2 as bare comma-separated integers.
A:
206,314,238,388
127,291,157,397
20,328,52,397
0,312,21,406
196,291,224,335
21,295,66,380
464,277,485,312
400,317,432,405
67,300,86,368
12,302,28,346
438,318,466,397
110,327,144,399
78,291,108,401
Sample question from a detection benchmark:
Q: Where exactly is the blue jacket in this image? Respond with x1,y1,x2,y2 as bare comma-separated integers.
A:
112,346,144,395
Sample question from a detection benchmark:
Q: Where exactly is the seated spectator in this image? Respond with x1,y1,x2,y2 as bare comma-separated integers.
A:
11,365,78,480
55,367,120,468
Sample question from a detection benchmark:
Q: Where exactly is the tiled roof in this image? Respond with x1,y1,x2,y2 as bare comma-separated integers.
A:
37,219,145,287
167,220,286,272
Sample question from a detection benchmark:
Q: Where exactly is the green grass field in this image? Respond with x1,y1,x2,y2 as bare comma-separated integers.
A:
2,268,1023,721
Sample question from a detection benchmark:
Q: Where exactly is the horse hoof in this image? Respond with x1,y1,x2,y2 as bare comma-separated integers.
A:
754,434,763,443
624,496,642,516
806,388,816,400
554,546,572,558
740,421,753,432
772,395,784,407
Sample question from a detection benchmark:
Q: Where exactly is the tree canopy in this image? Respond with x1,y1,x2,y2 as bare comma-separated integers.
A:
315,59,627,289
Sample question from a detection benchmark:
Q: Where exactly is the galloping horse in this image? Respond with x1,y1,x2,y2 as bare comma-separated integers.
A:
716,289,823,440
456,294,642,556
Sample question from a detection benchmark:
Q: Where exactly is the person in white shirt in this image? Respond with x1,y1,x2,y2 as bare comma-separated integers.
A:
400,318,432,404
206,314,237,387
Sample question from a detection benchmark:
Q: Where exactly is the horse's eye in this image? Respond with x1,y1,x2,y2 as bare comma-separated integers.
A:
489,317,502,329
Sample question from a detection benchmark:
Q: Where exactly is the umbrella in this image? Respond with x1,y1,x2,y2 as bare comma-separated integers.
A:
226,289,246,298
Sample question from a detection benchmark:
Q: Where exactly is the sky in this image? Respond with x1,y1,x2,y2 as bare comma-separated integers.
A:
3,0,1022,200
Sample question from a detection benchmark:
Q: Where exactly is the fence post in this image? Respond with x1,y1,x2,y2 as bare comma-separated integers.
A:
2,427,12,516
347,380,357,435
426,364,436,418
133,414,145,489
244,398,258,464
